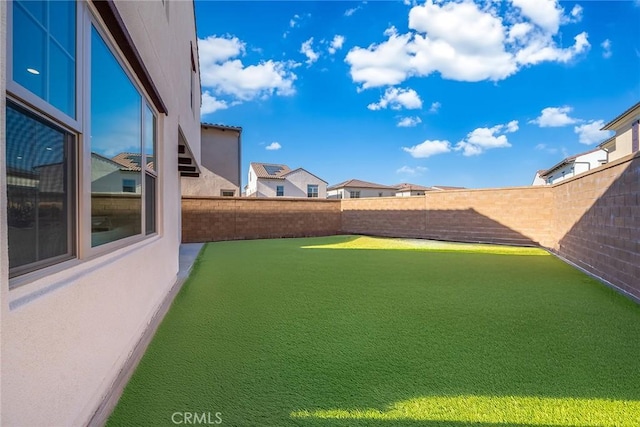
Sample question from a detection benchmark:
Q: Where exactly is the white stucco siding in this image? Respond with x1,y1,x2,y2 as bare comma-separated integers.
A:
339,187,396,198
1,1,201,425
256,179,281,197
396,190,426,197
545,150,607,184
284,169,327,198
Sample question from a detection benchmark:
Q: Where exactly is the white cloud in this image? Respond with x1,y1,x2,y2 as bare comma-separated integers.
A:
199,35,298,103
198,35,245,64
570,4,583,21
345,27,414,89
265,142,282,151
300,38,320,66
514,31,589,66
397,116,422,127
529,106,579,127
574,120,613,145
345,0,590,89
601,39,612,59
368,87,423,111
505,120,519,133
344,6,360,17
511,0,563,33
328,35,345,55
396,165,427,175
429,101,441,113
201,91,228,115
454,121,516,156
403,139,451,158
290,14,300,28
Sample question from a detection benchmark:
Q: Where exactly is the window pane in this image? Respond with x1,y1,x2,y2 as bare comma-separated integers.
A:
49,41,75,118
6,102,75,275
49,1,75,54
13,3,46,99
91,26,142,247
145,174,156,235
12,1,76,117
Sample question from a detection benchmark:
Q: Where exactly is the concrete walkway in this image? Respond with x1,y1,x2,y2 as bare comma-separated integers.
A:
178,243,204,281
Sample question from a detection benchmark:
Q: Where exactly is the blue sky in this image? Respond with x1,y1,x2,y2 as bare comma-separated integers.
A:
195,0,640,189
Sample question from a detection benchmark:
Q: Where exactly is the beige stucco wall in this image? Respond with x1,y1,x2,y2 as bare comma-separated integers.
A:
182,127,241,197
608,125,633,162
1,1,201,425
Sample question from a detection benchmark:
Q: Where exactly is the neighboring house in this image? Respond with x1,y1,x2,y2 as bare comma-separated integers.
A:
97,152,146,193
535,148,607,185
598,101,640,163
531,170,547,186
246,162,327,198
1,1,202,425
182,123,242,197
327,179,397,199
394,183,433,197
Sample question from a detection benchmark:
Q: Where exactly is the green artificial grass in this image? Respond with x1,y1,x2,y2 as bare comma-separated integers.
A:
107,236,640,427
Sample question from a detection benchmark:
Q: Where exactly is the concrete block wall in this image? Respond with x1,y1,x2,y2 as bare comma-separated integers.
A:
341,187,555,247
182,152,639,299
181,197,342,243
552,153,639,298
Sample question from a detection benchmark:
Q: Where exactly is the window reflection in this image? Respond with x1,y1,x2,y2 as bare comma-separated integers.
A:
90,26,142,247
6,102,74,274
12,0,76,117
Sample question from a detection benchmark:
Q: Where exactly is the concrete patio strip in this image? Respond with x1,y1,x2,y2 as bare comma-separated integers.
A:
88,243,204,427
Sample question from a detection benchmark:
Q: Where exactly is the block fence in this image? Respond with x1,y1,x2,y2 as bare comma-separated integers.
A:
182,152,640,300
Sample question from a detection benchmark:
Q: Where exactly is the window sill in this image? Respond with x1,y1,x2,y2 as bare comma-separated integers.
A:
8,235,163,310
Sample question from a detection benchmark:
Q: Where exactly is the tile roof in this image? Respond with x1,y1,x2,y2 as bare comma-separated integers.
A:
201,122,243,132
394,183,433,192
111,153,143,171
250,162,292,179
327,179,397,191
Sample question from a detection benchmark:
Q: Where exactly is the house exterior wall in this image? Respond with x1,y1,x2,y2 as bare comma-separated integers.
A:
249,169,327,198
608,125,634,162
182,126,241,197
281,169,327,198
544,150,607,185
395,190,427,197
1,1,201,425
329,187,396,199
256,179,283,198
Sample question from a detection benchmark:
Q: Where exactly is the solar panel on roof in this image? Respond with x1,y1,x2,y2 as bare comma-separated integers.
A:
264,165,284,175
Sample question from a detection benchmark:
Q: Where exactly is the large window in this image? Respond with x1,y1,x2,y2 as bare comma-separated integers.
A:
307,184,319,198
349,191,361,199
6,102,75,277
6,1,159,281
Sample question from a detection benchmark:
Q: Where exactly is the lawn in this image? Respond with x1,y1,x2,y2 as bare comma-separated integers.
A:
107,236,640,426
